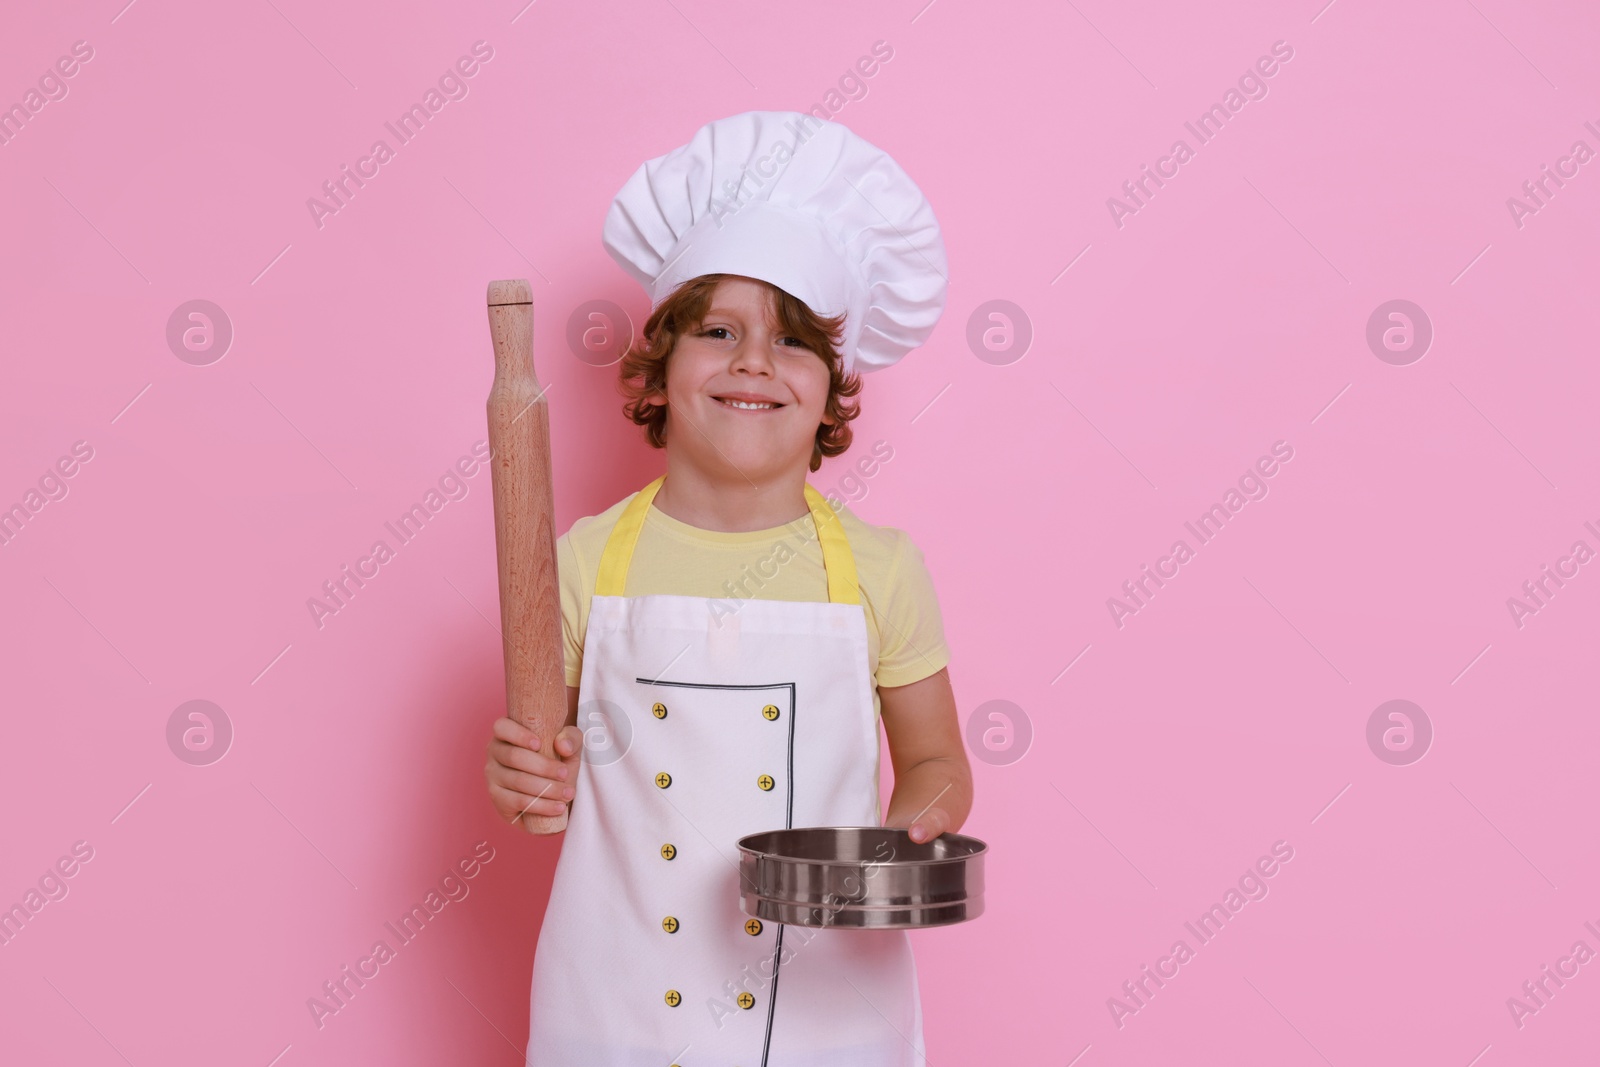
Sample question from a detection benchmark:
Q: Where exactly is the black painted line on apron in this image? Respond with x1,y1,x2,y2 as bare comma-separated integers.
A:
633,679,792,690
635,677,796,1066
764,923,786,1065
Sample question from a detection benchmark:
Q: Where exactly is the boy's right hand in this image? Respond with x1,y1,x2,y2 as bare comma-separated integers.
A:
485,716,584,834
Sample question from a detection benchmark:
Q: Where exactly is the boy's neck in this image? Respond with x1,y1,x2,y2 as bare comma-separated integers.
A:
650,460,812,533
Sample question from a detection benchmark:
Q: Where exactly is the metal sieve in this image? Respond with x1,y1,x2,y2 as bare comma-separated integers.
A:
736,826,986,930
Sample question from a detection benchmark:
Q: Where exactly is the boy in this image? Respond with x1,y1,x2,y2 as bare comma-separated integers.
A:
484,110,969,1066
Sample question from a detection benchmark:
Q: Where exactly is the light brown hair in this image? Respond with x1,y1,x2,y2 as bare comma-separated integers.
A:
617,273,862,472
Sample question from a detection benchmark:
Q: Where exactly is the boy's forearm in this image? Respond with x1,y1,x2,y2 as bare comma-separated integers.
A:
884,755,973,839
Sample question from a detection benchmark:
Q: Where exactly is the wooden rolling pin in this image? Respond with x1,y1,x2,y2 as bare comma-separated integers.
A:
485,278,568,834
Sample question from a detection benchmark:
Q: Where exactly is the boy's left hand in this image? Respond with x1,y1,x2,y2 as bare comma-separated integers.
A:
879,668,974,847
897,805,950,844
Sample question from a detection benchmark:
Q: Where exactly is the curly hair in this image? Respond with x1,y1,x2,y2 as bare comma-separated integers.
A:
616,273,863,472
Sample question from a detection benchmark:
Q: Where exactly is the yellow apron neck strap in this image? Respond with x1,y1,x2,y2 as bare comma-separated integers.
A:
594,475,860,605
594,475,664,598
803,481,861,606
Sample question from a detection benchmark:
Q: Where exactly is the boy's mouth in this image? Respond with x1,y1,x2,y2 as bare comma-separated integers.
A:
712,394,784,411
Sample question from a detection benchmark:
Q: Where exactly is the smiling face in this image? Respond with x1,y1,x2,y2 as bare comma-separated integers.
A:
644,276,837,483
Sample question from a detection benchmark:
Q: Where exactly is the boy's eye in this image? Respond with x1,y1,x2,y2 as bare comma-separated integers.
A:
697,327,808,350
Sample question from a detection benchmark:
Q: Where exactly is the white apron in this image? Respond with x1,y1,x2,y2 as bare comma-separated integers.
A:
527,475,926,1067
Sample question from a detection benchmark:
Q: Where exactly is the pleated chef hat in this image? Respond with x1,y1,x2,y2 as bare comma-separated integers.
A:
601,110,948,375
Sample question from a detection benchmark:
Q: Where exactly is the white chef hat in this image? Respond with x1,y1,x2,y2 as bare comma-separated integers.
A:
601,110,948,375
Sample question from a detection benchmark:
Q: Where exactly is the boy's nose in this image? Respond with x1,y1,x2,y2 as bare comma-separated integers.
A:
729,343,775,374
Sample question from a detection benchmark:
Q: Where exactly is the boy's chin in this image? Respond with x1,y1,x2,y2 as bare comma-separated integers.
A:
696,441,811,477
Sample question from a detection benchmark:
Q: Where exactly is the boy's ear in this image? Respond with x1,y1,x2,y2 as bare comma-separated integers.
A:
643,371,669,407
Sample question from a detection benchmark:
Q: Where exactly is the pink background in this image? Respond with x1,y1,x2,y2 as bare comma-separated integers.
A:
3,0,1598,1064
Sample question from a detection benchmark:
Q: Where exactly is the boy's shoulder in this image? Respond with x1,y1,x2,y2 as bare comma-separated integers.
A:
830,501,915,572
558,490,637,563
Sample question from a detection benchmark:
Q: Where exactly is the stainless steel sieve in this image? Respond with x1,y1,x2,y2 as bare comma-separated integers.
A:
736,826,986,929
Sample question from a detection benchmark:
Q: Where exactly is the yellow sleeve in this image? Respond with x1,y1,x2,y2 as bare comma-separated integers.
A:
557,531,586,688
873,531,951,689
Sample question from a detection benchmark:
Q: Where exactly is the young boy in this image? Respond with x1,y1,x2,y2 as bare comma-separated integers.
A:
483,110,970,1066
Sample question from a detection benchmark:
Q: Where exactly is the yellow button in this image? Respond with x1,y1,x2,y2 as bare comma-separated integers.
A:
652,702,667,719
744,918,763,936
762,704,780,721
661,843,677,860
662,915,679,933
665,989,682,1007
757,774,774,791
737,991,755,1009
655,772,672,789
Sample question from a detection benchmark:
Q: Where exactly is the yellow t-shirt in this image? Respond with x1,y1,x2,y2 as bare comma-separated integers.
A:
557,487,950,717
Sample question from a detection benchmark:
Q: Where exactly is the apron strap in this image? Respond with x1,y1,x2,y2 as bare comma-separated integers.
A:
803,482,861,606
594,475,861,605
